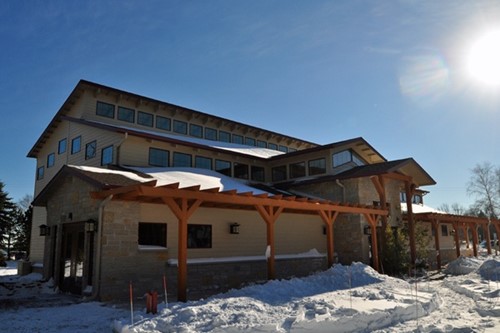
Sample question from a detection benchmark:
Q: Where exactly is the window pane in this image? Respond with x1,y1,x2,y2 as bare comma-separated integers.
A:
251,166,265,181
71,136,81,154
219,131,231,143
173,152,192,167
441,225,448,237
232,134,243,144
308,158,326,176
333,150,351,167
204,128,217,141
215,160,231,176
189,124,203,138
173,120,187,134
352,153,365,166
58,138,67,154
118,107,135,123
234,163,249,179
156,116,171,131
85,141,97,160
268,143,278,151
195,156,212,170
149,148,169,167
36,166,44,180
272,165,287,181
256,140,267,148
137,111,153,127
96,101,115,118
101,145,113,165
279,145,288,153
290,162,306,179
138,222,166,247
187,224,212,248
245,137,256,146
47,153,55,168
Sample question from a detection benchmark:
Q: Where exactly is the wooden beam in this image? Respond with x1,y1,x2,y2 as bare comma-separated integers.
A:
452,223,461,259
484,223,492,255
318,210,339,268
363,213,380,272
255,205,284,280
470,224,479,257
405,181,417,267
432,219,441,271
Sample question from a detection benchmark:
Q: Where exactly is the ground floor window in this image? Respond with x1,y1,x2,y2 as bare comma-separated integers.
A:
138,222,167,247
188,224,212,248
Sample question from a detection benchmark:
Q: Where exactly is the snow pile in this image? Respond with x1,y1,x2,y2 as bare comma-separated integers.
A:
478,259,500,281
117,263,437,333
444,256,482,275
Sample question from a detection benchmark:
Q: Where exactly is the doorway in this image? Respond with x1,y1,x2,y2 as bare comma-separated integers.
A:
60,223,85,294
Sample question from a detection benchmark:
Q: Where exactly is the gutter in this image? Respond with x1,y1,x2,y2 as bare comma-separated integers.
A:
91,194,113,300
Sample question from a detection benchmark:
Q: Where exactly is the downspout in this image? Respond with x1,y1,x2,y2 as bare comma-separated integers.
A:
91,194,113,300
336,179,345,202
116,132,128,165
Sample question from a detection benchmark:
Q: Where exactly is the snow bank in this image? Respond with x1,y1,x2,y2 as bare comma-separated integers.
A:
478,259,500,281
444,256,482,275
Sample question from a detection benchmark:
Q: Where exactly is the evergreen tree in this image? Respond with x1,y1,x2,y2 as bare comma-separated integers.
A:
382,224,409,276
0,181,16,258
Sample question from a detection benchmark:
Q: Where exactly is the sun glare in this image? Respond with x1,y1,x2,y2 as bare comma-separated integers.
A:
467,30,500,86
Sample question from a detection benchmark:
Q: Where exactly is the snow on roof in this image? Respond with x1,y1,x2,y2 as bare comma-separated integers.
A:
90,120,285,159
72,165,269,195
400,202,446,214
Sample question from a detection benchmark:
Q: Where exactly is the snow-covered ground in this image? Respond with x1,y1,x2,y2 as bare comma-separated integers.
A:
2,257,500,332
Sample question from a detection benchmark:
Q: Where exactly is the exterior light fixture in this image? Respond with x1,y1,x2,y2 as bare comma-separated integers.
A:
39,224,50,236
230,223,240,234
85,219,97,233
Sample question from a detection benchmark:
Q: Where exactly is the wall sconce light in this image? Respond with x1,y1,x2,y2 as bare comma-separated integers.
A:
85,219,97,233
39,224,50,236
363,225,372,235
230,223,240,234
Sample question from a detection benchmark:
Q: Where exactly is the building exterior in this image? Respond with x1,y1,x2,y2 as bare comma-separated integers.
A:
28,80,437,301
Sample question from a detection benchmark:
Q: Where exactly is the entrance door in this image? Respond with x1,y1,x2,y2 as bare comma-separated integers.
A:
60,223,85,294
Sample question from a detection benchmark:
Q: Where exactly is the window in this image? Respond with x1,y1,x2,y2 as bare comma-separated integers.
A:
232,134,243,144
149,148,169,167
187,224,212,248
36,166,44,180
278,145,288,153
219,131,231,143
234,163,249,179
58,138,67,154
85,141,97,160
272,165,287,182
71,136,81,154
268,143,278,151
137,111,153,127
138,223,167,247
205,128,217,141
189,124,203,138
101,145,113,165
173,120,187,134
400,192,407,202
173,152,192,167
413,195,423,204
47,153,55,168
96,101,115,118
118,107,135,123
333,150,365,168
290,162,306,179
256,140,267,148
289,148,297,153
156,116,171,131
308,158,326,175
245,137,256,146
251,166,265,182
441,225,449,237
215,160,231,176
195,156,212,170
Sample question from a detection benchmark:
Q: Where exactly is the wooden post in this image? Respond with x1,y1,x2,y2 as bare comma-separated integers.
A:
452,222,461,258
371,176,388,258
255,205,283,280
484,223,492,255
405,181,417,267
318,210,339,268
432,219,441,270
470,224,479,257
364,213,379,272
163,197,202,302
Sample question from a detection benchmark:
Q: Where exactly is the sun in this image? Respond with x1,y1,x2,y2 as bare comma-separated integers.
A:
466,30,500,86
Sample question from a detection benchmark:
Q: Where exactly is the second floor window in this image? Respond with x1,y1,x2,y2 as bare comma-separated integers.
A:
215,160,231,176
36,166,44,180
272,165,287,182
71,136,81,154
47,153,55,168
195,156,212,170
85,141,97,160
118,107,135,123
173,152,192,167
149,148,169,167
290,162,306,179
308,158,326,175
101,145,113,165
58,138,67,154
96,101,115,118
137,111,153,127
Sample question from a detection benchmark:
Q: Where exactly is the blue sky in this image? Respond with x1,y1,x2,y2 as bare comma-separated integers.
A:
1,0,500,209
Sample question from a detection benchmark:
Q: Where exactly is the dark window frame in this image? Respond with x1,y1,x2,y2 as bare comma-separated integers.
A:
173,152,192,167
85,140,97,160
36,166,44,180
137,111,154,127
47,153,55,168
289,161,306,179
156,116,171,131
251,166,265,182
58,138,67,155
138,222,167,247
195,156,212,170
308,158,326,176
117,106,135,123
234,163,249,179
101,145,113,166
204,128,217,141
189,124,203,138
232,134,244,144
149,148,169,167
96,101,115,118
71,136,81,154
219,131,231,143
173,120,188,135
215,159,231,176
272,165,287,182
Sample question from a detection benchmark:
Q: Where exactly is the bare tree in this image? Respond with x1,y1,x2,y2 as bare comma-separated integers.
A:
437,203,466,215
467,162,499,219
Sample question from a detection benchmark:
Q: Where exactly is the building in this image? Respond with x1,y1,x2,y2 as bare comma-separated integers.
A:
28,80,438,301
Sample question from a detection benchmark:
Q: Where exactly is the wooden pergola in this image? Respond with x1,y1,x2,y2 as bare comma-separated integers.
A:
408,212,500,270
92,181,388,301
